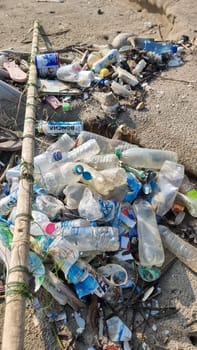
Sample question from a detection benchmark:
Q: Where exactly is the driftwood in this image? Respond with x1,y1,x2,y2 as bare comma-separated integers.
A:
1,20,39,350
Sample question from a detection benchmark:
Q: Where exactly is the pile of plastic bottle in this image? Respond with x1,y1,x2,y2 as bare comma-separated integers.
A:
0,130,197,304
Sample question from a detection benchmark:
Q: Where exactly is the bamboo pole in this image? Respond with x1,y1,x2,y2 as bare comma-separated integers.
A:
2,20,39,350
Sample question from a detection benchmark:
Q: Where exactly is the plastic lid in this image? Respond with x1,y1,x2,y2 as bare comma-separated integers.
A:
42,222,55,234
53,151,62,161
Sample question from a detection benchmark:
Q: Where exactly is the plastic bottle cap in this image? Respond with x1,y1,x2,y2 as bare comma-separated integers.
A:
99,68,109,78
172,45,177,54
62,102,71,112
53,151,62,161
42,222,55,234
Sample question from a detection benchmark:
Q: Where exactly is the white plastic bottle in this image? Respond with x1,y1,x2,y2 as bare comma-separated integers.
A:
151,161,184,217
76,131,136,154
92,49,119,73
52,225,120,252
121,147,177,169
133,199,164,267
159,225,197,273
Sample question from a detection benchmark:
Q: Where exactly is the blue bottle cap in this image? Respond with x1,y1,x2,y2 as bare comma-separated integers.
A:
53,151,62,161
73,164,84,175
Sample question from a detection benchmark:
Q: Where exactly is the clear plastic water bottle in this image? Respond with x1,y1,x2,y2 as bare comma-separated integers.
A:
121,147,177,169
133,199,164,267
54,218,91,233
37,120,83,137
52,225,120,252
46,133,75,153
159,225,197,273
76,131,135,154
151,161,184,217
61,139,100,163
87,153,119,170
92,49,119,73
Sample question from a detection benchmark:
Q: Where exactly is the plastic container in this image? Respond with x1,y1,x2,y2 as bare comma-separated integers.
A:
76,131,136,154
121,147,177,169
92,49,119,73
133,199,164,267
151,161,184,217
37,120,83,137
52,224,119,252
159,225,197,273
56,63,82,82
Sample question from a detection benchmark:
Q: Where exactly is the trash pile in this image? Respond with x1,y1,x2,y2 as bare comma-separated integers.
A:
0,33,197,349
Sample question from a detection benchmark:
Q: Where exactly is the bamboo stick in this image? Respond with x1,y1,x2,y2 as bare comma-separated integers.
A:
2,20,39,350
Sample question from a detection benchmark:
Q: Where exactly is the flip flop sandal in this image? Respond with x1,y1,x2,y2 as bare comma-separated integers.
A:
3,60,27,83
0,126,22,151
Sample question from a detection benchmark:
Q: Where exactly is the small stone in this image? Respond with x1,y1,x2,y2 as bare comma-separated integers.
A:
136,101,145,110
